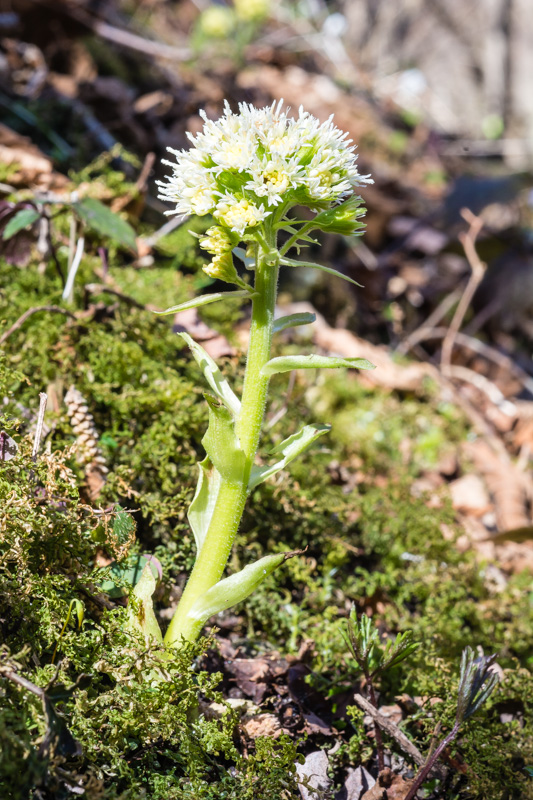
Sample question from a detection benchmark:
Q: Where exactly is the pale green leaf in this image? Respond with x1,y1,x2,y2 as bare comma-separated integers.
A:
249,423,330,489
98,552,160,598
154,290,251,316
280,256,362,287
202,396,246,484
188,457,222,554
3,208,40,240
187,552,294,624
273,312,316,335
261,354,376,377
125,564,163,644
73,197,137,252
178,332,240,416
483,525,533,544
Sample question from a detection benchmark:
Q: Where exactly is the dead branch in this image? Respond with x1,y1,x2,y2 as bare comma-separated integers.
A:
0,305,76,345
111,152,156,213
83,284,151,311
441,209,487,372
59,3,192,61
352,694,446,780
397,289,462,356
401,327,533,397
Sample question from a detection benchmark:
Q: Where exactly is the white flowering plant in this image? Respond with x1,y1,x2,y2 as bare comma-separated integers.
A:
140,101,375,647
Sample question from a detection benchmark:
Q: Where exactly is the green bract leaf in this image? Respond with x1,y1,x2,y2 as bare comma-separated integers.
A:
276,224,318,246
98,553,161,598
312,196,367,235
125,563,163,644
273,312,316,334
249,423,330,489
178,332,240,416
3,208,40,240
154,290,251,316
261,354,376,377
188,457,222,554
73,197,137,252
187,552,296,624
280,256,363,286
202,396,246,485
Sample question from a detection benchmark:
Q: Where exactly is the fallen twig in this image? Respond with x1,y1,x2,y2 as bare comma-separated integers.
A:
401,327,533,398
83,283,151,311
62,4,191,61
397,289,462,356
111,152,156,213
142,215,188,249
444,364,516,413
63,236,85,303
441,209,487,372
0,306,76,345
352,693,446,780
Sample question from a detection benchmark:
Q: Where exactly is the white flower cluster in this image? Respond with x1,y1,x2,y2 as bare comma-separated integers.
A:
157,100,372,237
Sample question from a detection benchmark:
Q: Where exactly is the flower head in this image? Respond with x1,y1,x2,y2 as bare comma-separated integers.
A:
199,5,235,38
157,100,372,239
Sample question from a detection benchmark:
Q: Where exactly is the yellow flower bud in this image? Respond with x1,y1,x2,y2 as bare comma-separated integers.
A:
199,226,234,256
203,252,246,288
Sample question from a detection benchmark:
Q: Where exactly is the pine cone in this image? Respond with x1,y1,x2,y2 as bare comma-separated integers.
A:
65,386,108,499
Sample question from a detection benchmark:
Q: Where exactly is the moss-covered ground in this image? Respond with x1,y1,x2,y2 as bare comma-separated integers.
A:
1,162,532,800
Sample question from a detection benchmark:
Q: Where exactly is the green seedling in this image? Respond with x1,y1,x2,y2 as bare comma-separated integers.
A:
404,647,499,800
345,606,419,770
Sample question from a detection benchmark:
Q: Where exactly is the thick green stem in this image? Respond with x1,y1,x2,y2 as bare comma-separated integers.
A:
164,228,279,647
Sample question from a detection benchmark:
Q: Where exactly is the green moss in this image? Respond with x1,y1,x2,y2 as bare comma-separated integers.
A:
1,187,532,799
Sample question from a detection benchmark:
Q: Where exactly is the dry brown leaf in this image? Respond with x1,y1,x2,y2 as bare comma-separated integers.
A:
360,783,386,800
456,515,496,560
463,440,531,531
514,401,533,450
449,474,491,516
202,335,234,359
377,704,403,727
361,769,410,800
0,124,68,189
226,652,289,704
278,302,436,392
494,540,533,573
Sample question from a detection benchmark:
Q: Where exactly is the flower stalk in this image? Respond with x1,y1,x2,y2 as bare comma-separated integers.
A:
164,233,280,646
138,100,376,648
